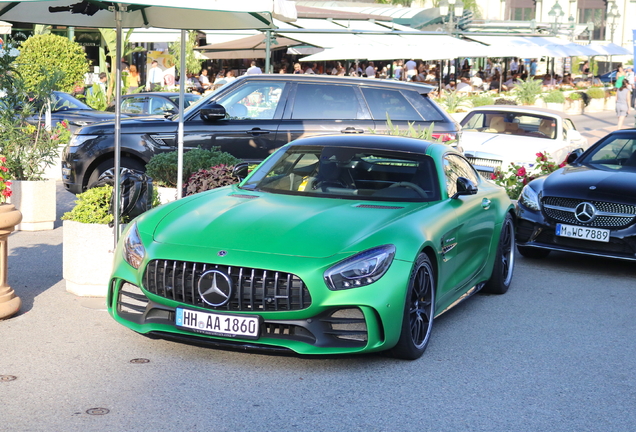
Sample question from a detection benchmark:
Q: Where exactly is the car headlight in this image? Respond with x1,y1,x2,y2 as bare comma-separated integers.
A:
69,134,98,148
519,185,540,211
324,245,396,291
123,223,146,269
69,120,91,127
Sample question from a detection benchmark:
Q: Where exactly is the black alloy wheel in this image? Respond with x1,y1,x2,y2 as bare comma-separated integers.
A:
483,213,515,294
391,253,435,360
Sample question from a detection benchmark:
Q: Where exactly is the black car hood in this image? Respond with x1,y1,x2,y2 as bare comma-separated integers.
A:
55,109,118,121
543,165,636,204
77,115,174,135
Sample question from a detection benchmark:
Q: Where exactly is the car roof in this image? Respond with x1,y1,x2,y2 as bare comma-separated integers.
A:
122,92,193,97
466,105,568,118
286,134,442,155
231,74,436,94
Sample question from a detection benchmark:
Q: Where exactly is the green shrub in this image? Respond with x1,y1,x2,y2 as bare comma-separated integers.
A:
61,185,113,224
184,165,239,196
145,148,241,188
439,90,471,113
15,34,88,94
587,87,605,99
567,92,582,101
543,90,566,103
514,78,542,105
469,94,495,107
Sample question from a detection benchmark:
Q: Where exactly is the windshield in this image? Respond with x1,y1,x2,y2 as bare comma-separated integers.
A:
461,111,558,139
50,92,92,112
241,145,440,202
582,135,636,171
168,93,201,108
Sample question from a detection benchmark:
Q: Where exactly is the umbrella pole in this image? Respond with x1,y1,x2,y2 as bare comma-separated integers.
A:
177,30,186,199
265,29,271,74
113,7,123,245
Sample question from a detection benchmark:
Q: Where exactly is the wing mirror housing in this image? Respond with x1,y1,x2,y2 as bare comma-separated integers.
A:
200,103,227,122
566,148,584,164
232,162,249,181
451,177,478,199
567,129,583,142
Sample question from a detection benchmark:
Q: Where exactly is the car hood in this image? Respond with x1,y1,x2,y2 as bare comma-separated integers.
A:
55,109,119,121
77,115,174,134
543,165,636,203
461,131,554,165
150,187,421,258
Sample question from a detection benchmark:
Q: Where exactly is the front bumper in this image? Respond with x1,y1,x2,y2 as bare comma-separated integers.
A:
107,243,414,356
515,202,636,261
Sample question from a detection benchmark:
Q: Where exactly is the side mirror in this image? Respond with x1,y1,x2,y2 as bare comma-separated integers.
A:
567,129,582,142
164,107,178,116
566,148,584,164
200,103,226,122
451,177,478,199
232,162,249,181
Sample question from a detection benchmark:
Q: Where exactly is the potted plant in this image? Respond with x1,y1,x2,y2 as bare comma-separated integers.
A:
184,164,241,196
514,78,542,106
438,90,471,122
145,147,240,203
61,185,116,297
586,87,606,113
543,90,566,111
0,40,66,231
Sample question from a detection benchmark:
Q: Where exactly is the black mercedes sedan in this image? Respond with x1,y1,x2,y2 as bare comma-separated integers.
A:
516,128,636,261
61,74,459,194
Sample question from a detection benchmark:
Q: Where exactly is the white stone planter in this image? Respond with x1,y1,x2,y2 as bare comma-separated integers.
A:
42,143,66,180
605,96,616,111
8,179,56,231
564,100,583,115
585,98,605,113
545,102,564,112
157,186,178,204
532,98,545,108
63,220,115,297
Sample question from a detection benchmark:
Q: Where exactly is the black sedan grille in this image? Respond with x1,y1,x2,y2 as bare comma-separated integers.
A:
542,196,636,228
143,260,311,312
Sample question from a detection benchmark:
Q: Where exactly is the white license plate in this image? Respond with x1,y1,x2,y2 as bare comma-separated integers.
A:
556,224,610,243
176,308,260,340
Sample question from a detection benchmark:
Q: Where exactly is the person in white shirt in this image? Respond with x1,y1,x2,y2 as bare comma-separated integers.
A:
199,69,211,90
456,77,472,92
405,59,417,79
503,73,519,90
245,61,262,75
365,62,376,78
145,60,163,91
510,58,519,74
469,73,483,90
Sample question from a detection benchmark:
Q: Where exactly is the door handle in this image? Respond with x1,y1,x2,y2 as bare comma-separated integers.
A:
482,198,491,209
341,127,364,134
247,128,270,136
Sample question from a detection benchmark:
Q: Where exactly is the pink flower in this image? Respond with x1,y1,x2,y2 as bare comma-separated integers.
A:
0,156,6,163
490,173,497,180
0,166,7,172
559,162,566,168
516,166,526,177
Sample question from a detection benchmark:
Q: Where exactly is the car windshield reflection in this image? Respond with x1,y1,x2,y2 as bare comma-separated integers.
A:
462,111,557,139
241,145,440,202
583,136,636,170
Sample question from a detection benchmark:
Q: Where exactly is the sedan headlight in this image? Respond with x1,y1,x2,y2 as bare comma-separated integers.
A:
519,185,540,211
324,245,396,291
69,134,99,148
123,223,146,269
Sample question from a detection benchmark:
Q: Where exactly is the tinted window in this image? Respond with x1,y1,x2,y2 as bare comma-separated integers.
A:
242,145,440,202
121,97,148,115
584,136,636,168
292,84,361,120
443,154,479,197
401,90,446,122
216,81,284,120
149,97,174,115
461,111,557,139
50,92,91,111
361,87,422,121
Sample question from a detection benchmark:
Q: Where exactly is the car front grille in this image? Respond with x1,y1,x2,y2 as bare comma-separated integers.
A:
143,260,312,312
542,197,636,228
466,157,503,175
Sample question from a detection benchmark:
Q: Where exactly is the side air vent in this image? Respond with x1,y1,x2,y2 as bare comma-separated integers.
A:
355,204,404,209
230,194,259,199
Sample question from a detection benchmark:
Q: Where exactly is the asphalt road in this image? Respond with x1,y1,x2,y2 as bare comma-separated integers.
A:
2,119,636,431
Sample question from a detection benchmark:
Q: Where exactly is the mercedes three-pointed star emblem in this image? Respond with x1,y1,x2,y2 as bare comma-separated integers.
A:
198,270,233,307
574,202,597,224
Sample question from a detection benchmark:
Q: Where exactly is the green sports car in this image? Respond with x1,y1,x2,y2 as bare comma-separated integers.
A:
108,134,515,359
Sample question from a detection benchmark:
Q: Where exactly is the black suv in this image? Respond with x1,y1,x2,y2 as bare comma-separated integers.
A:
62,75,459,194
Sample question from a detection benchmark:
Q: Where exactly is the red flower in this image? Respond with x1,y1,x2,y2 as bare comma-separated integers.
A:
0,166,7,172
0,156,5,163
516,166,526,177
559,162,566,168
490,173,497,180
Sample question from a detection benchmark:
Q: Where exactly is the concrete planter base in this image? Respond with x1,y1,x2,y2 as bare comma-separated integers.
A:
585,98,605,113
63,220,115,297
564,100,583,115
8,180,56,231
605,96,616,111
157,186,178,204
545,102,564,112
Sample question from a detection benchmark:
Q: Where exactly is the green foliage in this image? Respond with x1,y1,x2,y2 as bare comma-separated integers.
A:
491,153,564,199
469,94,495,107
15,34,88,94
543,90,566,103
185,165,239,196
514,78,542,105
587,87,606,99
61,185,113,224
169,30,202,75
84,84,108,111
567,92,582,101
99,28,145,103
370,115,454,145
439,90,471,113
145,148,241,188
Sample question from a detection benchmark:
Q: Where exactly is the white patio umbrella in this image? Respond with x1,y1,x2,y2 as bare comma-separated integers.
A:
0,0,297,242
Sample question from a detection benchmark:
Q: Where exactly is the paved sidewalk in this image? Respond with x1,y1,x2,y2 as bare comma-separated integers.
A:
573,110,635,145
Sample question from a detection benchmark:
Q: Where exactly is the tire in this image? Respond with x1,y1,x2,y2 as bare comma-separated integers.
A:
390,253,435,360
516,245,551,259
483,214,515,295
86,157,145,190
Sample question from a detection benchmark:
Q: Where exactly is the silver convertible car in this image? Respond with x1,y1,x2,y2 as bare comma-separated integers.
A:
460,106,588,175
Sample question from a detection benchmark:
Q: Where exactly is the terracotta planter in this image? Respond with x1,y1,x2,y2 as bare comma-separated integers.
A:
7,179,56,231
63,220,115,297
0,204,23,319
157,186,178,204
